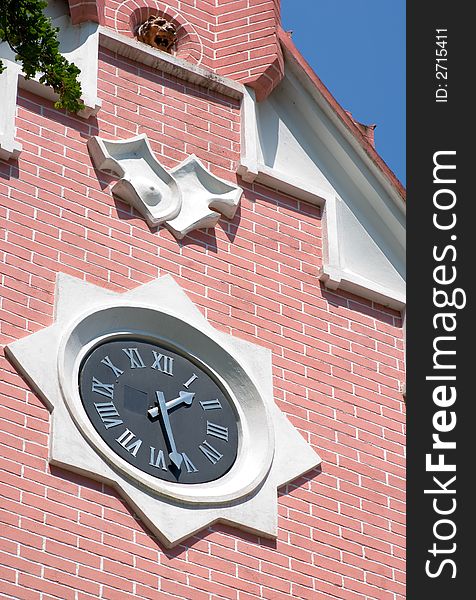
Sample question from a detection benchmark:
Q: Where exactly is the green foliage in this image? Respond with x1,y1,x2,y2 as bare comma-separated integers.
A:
0,0,84,113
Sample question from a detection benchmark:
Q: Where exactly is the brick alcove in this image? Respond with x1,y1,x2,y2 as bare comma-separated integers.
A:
114,0,203,66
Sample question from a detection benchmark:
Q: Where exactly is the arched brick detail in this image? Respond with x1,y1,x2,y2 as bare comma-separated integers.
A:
67,0,105,25
72,1,283,97
114,0,203,66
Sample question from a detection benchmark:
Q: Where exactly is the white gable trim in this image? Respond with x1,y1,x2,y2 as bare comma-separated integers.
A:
238,79,406,311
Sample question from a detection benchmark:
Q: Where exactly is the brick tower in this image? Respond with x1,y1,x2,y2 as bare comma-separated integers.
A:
0,1,406,599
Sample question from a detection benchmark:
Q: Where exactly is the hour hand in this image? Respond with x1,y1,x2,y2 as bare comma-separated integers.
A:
148,391,194,418
166,391,195,410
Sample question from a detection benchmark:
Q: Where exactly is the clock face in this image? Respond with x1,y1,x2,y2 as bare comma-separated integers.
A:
78,338,239,484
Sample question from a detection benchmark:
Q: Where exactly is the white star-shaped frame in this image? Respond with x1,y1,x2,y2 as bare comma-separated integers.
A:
6,274,321,547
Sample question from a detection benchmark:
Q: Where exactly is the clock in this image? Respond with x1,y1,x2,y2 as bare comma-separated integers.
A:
78,337,239,484
6,273,320,546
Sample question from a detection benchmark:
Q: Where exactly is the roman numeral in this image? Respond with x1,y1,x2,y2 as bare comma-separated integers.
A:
200,399,222,411
115,429,142,457
122,348,146,369
149,447,167,470
101,356,124,378
199,440,223,464
94,401,123,429
92,377,114,399
182,452,198,473
183,374,198,389
151,351,174,376
206,422,228,441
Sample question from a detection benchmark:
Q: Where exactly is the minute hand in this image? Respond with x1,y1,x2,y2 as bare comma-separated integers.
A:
156,391,183,469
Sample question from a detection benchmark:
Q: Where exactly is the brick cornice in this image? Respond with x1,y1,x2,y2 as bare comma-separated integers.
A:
214,0,284,101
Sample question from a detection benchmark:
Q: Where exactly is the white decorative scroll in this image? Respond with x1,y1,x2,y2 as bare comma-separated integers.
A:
87,134,182,225
167,154,242,239
88,133,243,239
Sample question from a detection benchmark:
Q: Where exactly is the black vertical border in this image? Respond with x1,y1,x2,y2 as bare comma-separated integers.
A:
407,4,474,598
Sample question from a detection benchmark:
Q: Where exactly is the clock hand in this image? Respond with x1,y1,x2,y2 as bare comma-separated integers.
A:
166,391,195,410
155,391,183,469
147,391,195,418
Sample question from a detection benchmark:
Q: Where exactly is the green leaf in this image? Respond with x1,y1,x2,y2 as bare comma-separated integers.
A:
0,0,85,113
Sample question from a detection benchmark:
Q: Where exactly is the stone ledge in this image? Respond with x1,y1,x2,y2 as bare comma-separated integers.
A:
99,27,244,100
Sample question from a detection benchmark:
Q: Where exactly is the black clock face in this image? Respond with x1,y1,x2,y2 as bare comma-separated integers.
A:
78,338,239,484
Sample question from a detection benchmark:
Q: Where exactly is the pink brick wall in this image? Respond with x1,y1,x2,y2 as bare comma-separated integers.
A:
0,2,405,599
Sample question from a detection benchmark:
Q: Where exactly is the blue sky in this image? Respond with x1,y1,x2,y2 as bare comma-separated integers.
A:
281,1,406,185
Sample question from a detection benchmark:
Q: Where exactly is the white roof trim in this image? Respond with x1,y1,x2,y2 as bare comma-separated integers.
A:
280,43,405,215
238,82,405,311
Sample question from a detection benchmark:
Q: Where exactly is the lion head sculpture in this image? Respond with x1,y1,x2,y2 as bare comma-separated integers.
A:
137,16,177,53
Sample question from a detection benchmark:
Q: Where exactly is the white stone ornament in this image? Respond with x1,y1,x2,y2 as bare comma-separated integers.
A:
88,134,243,239
87,135,182,226
167,155,242,239
6,274,321,548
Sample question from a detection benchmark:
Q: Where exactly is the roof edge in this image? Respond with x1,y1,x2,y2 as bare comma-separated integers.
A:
278,28,406,204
